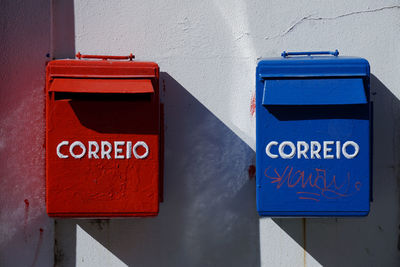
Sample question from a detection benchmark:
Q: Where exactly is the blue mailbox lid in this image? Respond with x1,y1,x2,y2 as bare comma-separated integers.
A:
258,55,370,105
257,56,370,78
262,78,367,105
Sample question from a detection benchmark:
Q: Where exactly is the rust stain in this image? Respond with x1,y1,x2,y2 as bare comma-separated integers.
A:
90,219,110,231
248,165,256,180
250,92,256,117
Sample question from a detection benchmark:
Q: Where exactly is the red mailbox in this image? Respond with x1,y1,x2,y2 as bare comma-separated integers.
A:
46,54,162,217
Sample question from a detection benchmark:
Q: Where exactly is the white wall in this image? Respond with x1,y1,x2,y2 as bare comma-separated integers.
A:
4,0,399,266
0,1,54,266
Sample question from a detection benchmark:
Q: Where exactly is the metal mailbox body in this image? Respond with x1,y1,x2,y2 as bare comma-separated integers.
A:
46,58,161,217
256,53,371,216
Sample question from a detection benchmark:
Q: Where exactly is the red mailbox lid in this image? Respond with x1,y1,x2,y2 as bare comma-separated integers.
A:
49,78,154,94
47,59,159,78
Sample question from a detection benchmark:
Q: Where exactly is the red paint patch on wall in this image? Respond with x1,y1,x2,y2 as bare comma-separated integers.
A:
248,165,256,180
250,93,256,117
24,199,30,214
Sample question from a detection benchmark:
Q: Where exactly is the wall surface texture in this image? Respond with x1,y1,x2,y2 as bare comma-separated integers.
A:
1,0,400,266
0,0,54,266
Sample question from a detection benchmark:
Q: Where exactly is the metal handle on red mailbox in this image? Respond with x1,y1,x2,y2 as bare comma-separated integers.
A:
76,52,135,60
281,50,339,58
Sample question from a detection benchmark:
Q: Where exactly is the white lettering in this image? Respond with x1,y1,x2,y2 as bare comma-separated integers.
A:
69,141,86,159
55,140,151,160
133,141,149,159
342,141,359,159
266,141,278,159
265,140,360,159
114,141,125,159
279,141,296,159
88,141,99,159
101,141,112,159
126,141,132,159
310,141,322,159
297,141,309,159
57,141,69,158
336,141,341,159
323,141,334,159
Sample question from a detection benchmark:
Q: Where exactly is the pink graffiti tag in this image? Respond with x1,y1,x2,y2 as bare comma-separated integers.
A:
264,166,362,201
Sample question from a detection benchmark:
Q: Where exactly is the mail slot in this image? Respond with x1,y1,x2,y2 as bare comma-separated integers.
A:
46,54,162,217
256,50,371,216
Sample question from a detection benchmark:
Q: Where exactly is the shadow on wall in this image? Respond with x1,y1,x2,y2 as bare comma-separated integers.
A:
51,0,75,59
273,74,400,267
55,73,260,267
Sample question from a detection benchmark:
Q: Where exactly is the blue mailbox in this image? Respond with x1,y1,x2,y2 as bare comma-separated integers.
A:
256,51,371,216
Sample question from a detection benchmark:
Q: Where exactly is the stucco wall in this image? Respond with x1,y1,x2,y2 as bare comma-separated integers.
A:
1,0,400,266
0,0,54,266
55,1,400,266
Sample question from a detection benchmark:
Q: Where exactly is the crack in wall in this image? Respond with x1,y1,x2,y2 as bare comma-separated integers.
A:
265,5,400,40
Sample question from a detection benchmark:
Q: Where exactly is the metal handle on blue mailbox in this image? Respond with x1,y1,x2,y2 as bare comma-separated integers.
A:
281,50,339,58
